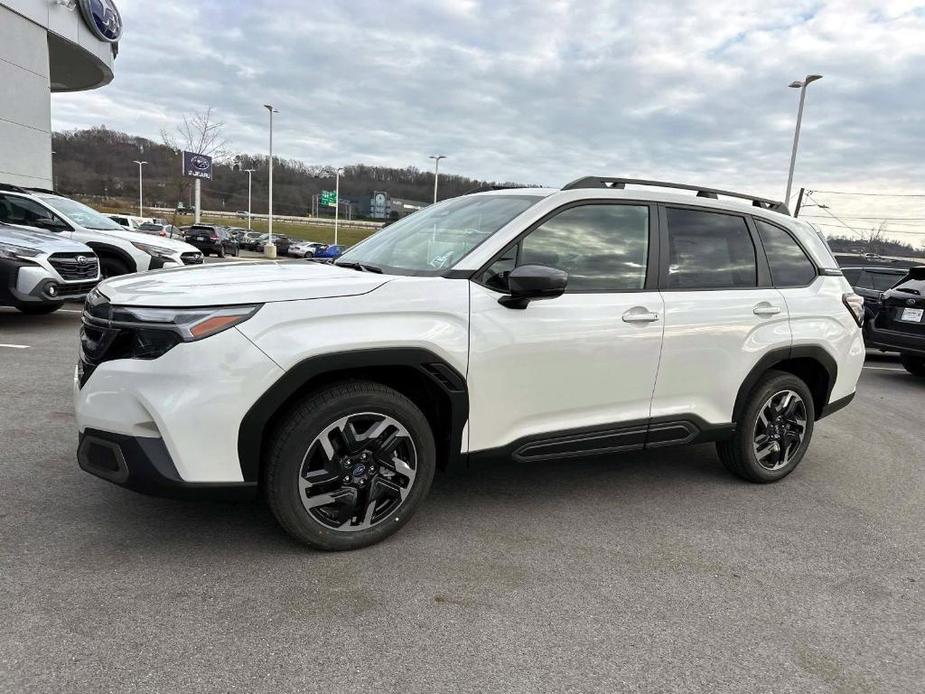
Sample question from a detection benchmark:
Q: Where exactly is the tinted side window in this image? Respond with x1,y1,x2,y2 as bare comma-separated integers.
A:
755,219,817,287
483,204,649,292
841,268,862,286
665,208,756,289
862,270,903,292
0,195,65,227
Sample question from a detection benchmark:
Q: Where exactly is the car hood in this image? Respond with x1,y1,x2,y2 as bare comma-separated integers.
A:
78,226,199,254
0,226,92,253
98,260,391,306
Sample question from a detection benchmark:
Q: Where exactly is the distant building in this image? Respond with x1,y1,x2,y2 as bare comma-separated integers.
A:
362,191,428,220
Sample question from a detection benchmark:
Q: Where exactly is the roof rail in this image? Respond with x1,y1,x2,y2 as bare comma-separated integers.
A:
560,177,790,215
0,183,28,193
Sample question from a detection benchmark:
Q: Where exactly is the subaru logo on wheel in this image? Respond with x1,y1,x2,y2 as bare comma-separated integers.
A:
78,0,123,43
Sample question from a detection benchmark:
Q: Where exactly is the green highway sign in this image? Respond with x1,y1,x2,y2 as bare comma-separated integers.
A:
320,190,337,207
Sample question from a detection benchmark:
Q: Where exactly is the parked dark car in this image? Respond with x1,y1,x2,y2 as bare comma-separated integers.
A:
867,266,925,376
254,234,291,255
839,263,912,325
184,225,239,257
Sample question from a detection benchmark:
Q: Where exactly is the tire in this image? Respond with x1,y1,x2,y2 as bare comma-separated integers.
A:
900,354,925,377
265,380,436,551
218,245,226,258
14,301,62,315
99,256,131,278
233,245,240,257
716,370,815,483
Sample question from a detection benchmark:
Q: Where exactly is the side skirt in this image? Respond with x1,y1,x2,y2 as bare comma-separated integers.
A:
468,416,735,465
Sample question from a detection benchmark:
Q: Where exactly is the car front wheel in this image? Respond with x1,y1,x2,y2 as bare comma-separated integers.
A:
717,370,815,483
265,380,436,550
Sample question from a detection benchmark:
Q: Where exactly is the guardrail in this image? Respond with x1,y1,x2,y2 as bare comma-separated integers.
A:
148,207,384,230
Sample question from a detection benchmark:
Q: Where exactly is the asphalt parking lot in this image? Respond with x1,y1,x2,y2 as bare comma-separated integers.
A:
1,305,923,693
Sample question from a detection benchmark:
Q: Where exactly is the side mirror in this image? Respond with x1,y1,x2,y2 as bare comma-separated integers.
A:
498,264,568,309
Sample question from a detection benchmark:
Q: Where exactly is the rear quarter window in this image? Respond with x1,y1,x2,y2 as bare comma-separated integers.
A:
755,219,817,287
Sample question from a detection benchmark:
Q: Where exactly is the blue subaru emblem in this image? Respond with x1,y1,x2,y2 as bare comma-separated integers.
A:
78,0,123,43
351,464,367,477
191,156,210,171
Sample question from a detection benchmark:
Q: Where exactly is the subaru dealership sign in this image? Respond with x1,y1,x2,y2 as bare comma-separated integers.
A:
78,0,123,43
182,151,213,180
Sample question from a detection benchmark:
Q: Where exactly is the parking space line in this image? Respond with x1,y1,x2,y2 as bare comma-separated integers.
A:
863,365,904,372
60,309,83,313
0,343,30,349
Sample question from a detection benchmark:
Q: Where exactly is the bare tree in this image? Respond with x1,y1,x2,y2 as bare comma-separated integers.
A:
161,107,230,224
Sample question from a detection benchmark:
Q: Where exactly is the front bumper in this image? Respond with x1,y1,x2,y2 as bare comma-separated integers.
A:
78,428,256,499
2,257,98,305
74,326,284,485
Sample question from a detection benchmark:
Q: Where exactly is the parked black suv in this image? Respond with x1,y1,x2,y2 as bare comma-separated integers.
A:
839,261,912,325
184,225,239,258
867,266,925,376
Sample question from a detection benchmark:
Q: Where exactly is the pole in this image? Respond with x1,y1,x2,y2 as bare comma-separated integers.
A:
268,112,274,243
133,160,147,217
334,169,341,246
244,169,255,230
793,187,805,218
785,85,807,208
194,179,201,224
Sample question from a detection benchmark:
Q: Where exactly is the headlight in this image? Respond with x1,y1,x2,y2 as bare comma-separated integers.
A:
0,241,42,261
110,304,262,341
131,241,176,260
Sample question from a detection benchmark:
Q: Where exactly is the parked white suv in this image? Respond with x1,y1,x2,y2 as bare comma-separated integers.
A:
0,186,203,276
74,178,865,550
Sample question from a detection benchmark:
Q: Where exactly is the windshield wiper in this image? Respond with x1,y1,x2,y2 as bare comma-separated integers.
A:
335,261,383,274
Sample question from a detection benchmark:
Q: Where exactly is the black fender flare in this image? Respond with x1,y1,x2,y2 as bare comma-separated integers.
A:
237,348,469,482
732,345,838,423
84,242,137,273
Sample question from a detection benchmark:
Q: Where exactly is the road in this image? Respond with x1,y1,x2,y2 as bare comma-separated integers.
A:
0,306,922,693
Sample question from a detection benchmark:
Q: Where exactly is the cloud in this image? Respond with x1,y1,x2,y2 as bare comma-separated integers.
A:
52,0,925,243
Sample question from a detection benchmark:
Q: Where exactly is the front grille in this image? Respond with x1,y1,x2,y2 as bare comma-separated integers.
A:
49,253,99,280
57,280,98,299
181,252,204,265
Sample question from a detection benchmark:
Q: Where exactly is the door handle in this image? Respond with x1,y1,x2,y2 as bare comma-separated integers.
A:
753,304,782,316
622,308,660,323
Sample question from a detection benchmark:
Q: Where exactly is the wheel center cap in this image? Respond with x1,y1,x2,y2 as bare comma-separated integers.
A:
351,463,367,477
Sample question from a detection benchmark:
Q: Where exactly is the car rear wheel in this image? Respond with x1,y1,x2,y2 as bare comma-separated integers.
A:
717,370,815,483
900,354,925,377
218,245,226,258
265,380,436,551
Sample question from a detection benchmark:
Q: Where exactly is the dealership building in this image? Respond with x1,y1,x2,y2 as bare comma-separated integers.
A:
1,0,119,188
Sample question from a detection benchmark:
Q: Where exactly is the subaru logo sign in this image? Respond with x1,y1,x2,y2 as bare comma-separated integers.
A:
182,151,214,180
78,0,123,43
76,255,89,265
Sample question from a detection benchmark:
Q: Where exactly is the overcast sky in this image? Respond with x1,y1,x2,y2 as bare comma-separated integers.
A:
53,0,925,244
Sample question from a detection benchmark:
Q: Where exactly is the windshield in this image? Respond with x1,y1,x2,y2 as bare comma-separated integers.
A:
337,194,543,275
38,195,125,231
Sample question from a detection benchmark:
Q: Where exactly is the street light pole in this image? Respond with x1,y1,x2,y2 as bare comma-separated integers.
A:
429,154,446,204
264,104,279,258
785,74,822,208
132,160,147,217
334,167,344,247
243,168,256,230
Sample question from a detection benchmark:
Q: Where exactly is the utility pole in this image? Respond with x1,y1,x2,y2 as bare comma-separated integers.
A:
334,168,344,246
243,168,256,229
132,160,147,217
785,74,823,208
429,155,446,204
264,104,279,258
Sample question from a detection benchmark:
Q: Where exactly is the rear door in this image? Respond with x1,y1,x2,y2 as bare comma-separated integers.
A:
650,206,790,426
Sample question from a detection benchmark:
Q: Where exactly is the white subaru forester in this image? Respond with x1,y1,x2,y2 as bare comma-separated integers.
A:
75,178,865,550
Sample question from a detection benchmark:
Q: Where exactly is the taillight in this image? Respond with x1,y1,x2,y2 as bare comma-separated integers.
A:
842,292,864,327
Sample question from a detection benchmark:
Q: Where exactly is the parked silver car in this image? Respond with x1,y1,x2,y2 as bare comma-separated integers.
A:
0,223,100,314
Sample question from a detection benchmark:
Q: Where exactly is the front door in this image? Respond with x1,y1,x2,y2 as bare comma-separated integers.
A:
466,201,665,458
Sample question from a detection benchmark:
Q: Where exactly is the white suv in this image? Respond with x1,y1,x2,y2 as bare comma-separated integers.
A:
0,186,203,276
74,178,865,550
